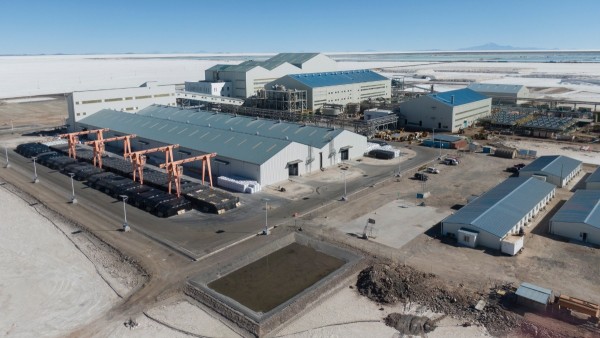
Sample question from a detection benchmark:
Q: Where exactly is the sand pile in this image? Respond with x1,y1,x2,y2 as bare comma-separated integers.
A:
356,263,522,335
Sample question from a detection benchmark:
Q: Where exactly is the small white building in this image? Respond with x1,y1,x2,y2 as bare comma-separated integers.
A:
549,190,600,245
205,53,338,98
398,88,491,133
67,81,176,129
77,105,367,186
519,155,582,188
585,166,600,190
184,81,232,97
467,83,530,105
267,70,391,112
442,177,556,255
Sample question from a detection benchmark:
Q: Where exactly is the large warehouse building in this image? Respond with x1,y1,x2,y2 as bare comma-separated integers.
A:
397,88,492,133
67,81,176,129
467,83,530,105
549,190,600,245
585,166,600,190
77,105,366,186
518,155,582,188
442,177,556,255
205,53,338,98
266,70,391,112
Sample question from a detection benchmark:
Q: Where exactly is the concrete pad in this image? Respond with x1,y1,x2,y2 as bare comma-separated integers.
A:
333,199,451,249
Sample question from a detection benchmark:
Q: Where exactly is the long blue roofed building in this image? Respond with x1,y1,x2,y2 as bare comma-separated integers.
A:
76,105,367,186
549,189,600,246
442,177,556,255
266,69,391,112
518,155,582,188
398,88,492,132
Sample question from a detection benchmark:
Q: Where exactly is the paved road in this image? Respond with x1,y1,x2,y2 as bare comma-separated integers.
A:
1,143,438,259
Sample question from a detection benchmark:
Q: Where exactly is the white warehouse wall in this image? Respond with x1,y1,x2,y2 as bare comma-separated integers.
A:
549,222,600,245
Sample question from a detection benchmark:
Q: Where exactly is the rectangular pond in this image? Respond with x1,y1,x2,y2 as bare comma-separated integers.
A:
208,242,345,313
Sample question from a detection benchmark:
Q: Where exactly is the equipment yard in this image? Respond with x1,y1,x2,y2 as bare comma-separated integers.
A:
1,78,600,337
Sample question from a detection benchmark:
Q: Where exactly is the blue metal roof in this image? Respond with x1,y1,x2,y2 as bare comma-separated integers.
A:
428,88,489,107
520,155,582,179
516,282,552,305
286,69,389,88
443,177,556,238
586,166,600,184
78,110,291,165
432,134,464,143
137,105,348,149
550,190,600,229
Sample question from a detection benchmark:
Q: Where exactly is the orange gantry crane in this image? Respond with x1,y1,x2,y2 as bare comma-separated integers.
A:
83,134,137,168
159,152,217,197
59,128,109,159
125,144,179,185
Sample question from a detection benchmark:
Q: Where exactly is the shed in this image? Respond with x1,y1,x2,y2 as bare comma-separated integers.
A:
516,282,552,312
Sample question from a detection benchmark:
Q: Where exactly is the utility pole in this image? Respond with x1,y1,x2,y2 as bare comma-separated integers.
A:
342,170,348,201
4,146,9,168
120,195,130,232
262,198,270,235
32,157,39,183
68,173,77,204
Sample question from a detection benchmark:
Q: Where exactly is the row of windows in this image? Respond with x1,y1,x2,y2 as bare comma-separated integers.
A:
360,85,386,91
360,91,387,99
77,93,173,104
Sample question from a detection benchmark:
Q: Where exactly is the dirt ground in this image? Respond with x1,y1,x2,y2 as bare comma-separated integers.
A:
0,96,67,130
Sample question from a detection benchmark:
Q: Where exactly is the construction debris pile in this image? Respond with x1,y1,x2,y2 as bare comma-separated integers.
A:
356,263,522,335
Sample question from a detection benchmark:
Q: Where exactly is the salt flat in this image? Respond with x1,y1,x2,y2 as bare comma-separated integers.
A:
0,185,119,337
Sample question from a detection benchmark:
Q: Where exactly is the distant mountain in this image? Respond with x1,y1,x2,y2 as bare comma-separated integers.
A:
459,43,545,51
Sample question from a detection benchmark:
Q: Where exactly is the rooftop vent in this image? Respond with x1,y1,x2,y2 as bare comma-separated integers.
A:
208,123,211,127
256,131,259,135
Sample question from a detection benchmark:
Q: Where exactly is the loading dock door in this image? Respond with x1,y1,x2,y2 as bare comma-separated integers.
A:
319,152,323,169
340,149,349,161
287,159,302,177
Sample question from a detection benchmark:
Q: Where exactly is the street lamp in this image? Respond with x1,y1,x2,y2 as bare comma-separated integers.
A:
120,195,130,232
341,170,348,201
32,157,39,183
4,146,9,168
262,198,270,235
68,173,77,204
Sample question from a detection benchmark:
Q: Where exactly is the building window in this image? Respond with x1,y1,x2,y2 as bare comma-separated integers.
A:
81,99,102,104
136,95,151,99
76,113,80,116
463,236,470,243
105,97,123,102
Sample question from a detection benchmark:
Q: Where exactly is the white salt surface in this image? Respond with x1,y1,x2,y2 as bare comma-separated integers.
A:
96,299,242,338
0,186,118,337
275,283,488,337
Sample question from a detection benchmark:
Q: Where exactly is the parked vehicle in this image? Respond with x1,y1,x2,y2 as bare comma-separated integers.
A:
414,172,429,181
444,158,458,165
426,167,440,174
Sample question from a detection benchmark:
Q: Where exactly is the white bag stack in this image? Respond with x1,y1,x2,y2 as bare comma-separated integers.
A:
218,176,262,194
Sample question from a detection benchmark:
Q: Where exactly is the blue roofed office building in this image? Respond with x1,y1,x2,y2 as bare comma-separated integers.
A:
549,189,600,246
267,69,391,112
442,177,556,254
519,155,582,188
398,88,492,133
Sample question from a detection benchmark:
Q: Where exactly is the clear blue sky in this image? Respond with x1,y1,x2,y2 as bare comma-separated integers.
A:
1,0,598,54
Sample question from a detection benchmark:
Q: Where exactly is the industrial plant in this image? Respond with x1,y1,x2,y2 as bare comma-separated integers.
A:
2,50,600,338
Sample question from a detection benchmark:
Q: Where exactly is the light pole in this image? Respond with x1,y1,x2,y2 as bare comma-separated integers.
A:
341,170,348,201
262,198,270,235
120,195,130,232
4,146,9,168
68,173,77,204
32,157,39,183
